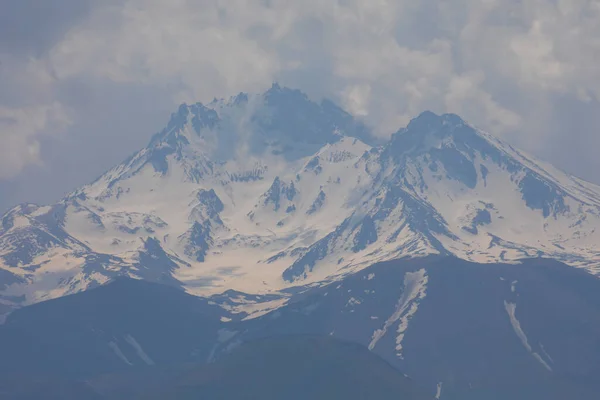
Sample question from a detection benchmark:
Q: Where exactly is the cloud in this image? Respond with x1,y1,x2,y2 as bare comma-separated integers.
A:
47,0,282,100
2,0,600,209
0,0,98,57
444,71,522,131
0,102,72,178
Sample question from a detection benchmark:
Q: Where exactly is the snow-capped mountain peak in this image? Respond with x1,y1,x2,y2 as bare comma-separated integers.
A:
2,87,600,318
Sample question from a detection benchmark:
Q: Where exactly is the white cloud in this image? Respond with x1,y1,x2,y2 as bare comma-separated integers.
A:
48,0,281,101
0,103,72,178
445,71,521,131
2,0,600,184
341,84,371,117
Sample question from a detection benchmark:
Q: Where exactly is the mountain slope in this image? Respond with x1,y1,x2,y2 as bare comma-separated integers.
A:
235,256,600,400
0,336,432,400
1,257,600,399
143,336,432,400
1,86,600,317
0,278,225,379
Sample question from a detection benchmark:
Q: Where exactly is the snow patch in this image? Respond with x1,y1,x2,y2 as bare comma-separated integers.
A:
346,297,362,307
368,268,428,357
504,301,552,371
239,298,289,321
217,328,238,343
108,341,132,365
540,343,555,365
124,334,155,365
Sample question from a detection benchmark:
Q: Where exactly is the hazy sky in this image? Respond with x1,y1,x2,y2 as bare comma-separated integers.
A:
1,0,600,213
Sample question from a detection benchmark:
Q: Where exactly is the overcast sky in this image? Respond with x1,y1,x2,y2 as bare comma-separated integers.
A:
1,0,600,213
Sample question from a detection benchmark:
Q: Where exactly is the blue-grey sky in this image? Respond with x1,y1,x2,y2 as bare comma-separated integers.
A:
1,0,600,213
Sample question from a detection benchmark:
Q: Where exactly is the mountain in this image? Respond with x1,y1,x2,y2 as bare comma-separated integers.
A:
0,337,432,400
2,85,600,321
1,258,600,399
238,256,600,399
0,278,431,399
0,278,225,379
141,336,432,400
